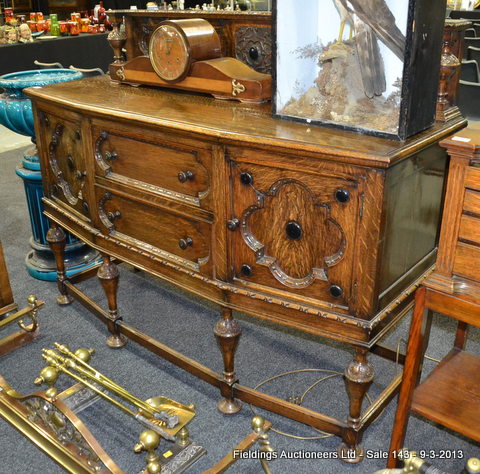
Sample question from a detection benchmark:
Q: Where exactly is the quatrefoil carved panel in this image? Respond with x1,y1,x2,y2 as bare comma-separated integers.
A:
241,179,346,289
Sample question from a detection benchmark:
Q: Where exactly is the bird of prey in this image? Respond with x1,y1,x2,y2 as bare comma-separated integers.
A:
334,0,406,98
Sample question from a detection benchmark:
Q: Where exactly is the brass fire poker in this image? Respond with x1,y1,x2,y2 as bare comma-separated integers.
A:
35,343,196,442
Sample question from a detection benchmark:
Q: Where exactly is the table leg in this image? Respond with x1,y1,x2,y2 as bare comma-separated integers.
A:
46,225,73,306
387,287,433,468
338,346,374,463
97,254,127,349
214,307,242,414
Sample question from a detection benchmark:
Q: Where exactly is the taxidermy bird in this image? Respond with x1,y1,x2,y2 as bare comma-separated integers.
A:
335,0,406,98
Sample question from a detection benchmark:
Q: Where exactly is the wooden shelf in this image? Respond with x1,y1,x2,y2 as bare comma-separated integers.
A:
412,348,480,442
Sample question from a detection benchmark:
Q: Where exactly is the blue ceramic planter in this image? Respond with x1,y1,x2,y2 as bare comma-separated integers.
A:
0,69,82,137
0,69,99,280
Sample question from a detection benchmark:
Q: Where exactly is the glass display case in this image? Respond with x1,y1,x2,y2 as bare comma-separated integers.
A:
273,0,448,140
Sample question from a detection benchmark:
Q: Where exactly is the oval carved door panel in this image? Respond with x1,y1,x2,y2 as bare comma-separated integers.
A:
43,113,90,218
229,161,361,311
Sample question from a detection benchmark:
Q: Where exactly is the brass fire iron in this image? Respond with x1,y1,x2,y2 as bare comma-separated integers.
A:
35,343,196,442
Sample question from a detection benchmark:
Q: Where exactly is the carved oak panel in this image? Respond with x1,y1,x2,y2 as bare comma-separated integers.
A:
234,26,272,74
229,161,360,311
42,113,90,218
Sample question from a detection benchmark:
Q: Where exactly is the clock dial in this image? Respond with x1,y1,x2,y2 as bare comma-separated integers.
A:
149,24,190,83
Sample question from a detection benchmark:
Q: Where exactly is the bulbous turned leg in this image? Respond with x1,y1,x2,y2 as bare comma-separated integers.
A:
97,254,127,348
46,225,73,306
338,347,374,463
214,307,242,414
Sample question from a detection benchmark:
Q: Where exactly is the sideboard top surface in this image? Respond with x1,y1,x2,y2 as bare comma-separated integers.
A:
26,76,466,167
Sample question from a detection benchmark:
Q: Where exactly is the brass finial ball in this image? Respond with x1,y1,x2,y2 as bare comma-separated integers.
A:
467,458,480,473
75,348,94,362
27,295,37,305
39,366,59,385
45,387,58,400
139,430,160,451
146,460,162,474
251,415,265,431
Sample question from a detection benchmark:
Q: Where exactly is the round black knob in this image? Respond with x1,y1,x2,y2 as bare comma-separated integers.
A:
178,170,195,183
107,210,121,221
240,264,253,277
329,285,343,298
335,189,350,204
240,172,253,186
249,46,259,61
227,218,240,231
105,151,118,161
75,129,82,140
178,237,193,250
285,221,302,240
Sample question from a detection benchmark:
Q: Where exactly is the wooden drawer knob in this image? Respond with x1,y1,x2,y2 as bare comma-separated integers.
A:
178,170,195,183
105,151,118,161
107,210,122,221
178,237,193,250
227,218,240,231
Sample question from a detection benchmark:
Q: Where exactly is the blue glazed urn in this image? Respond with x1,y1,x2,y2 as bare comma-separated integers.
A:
0,69,99,280
0,69,82,139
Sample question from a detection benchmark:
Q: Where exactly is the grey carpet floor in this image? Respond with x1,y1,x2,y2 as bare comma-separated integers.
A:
0,145,478,474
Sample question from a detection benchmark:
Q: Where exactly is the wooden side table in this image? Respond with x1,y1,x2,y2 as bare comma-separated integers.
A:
387,127,480,468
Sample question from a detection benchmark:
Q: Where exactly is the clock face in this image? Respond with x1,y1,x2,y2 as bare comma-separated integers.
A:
149,24,190,83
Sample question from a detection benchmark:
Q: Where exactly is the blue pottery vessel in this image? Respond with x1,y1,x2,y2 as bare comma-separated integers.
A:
0,69,100,280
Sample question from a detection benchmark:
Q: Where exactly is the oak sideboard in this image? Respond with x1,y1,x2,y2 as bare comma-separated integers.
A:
26,76,466,462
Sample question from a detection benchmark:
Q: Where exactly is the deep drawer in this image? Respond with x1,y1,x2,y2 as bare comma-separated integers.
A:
92,125,212,209
94,186,212,274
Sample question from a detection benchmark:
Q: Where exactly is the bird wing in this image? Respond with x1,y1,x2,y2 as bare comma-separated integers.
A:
354,15,386,98
346,0,405,60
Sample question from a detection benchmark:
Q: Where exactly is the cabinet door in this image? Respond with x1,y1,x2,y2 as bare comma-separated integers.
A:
228,161,362,313
40,111,90,219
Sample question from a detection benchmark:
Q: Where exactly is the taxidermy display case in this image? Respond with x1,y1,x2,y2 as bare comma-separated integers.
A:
273,0,448,140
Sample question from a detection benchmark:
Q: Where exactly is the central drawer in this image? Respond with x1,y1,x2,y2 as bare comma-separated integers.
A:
91,121,212,210
94,186,212,274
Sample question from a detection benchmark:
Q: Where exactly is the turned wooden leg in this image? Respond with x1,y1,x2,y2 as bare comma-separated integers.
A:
214,307,242,414
338,346,374,463
46,225,73,306
97,254,127,348
387,287,433,468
